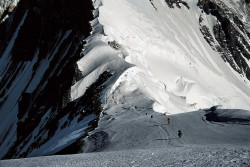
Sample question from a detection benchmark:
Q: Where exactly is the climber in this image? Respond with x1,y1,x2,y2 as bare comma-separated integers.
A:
168,118,170,125
178,130,182,138
108,40,122,49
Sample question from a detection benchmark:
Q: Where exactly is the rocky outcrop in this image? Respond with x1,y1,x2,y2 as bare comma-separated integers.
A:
164,0,189,9
198,0,250,80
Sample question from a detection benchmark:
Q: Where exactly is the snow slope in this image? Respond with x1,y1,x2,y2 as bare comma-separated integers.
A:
72,0,250,163
72,0,250,115
1,109,250,166
0,146,249,166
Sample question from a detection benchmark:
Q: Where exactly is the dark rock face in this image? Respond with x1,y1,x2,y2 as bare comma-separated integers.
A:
149,0,157,10
0,0,109,159
4,71,112,159
84,131,109,152
164,0,190,9
198,0,250,80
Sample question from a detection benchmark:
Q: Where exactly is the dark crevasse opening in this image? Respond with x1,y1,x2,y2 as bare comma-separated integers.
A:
205,109,250,125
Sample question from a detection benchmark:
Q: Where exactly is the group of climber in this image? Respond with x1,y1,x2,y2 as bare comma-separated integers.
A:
167,118,182,138
148,114,182,139
108,40,122,50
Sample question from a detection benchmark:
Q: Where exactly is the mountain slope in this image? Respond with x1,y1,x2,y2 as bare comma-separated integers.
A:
0,0,250,162
72,0,250,158
0,0,99,159
73,0,250,117
1,109,250,166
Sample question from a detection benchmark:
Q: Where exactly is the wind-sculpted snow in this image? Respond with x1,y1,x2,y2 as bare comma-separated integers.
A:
79,0,250,115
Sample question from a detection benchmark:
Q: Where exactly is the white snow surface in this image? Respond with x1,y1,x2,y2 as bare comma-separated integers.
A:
72,0,250,114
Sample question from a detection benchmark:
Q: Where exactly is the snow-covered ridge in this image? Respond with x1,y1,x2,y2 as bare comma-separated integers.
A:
71,0,132,101
73,0,250,114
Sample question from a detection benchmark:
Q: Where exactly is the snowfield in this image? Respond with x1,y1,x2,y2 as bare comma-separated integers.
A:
1,109,250,166
1,146,249,167
1,0,250,165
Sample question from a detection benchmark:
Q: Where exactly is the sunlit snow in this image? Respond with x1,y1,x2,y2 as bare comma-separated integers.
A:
72,0,250,114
